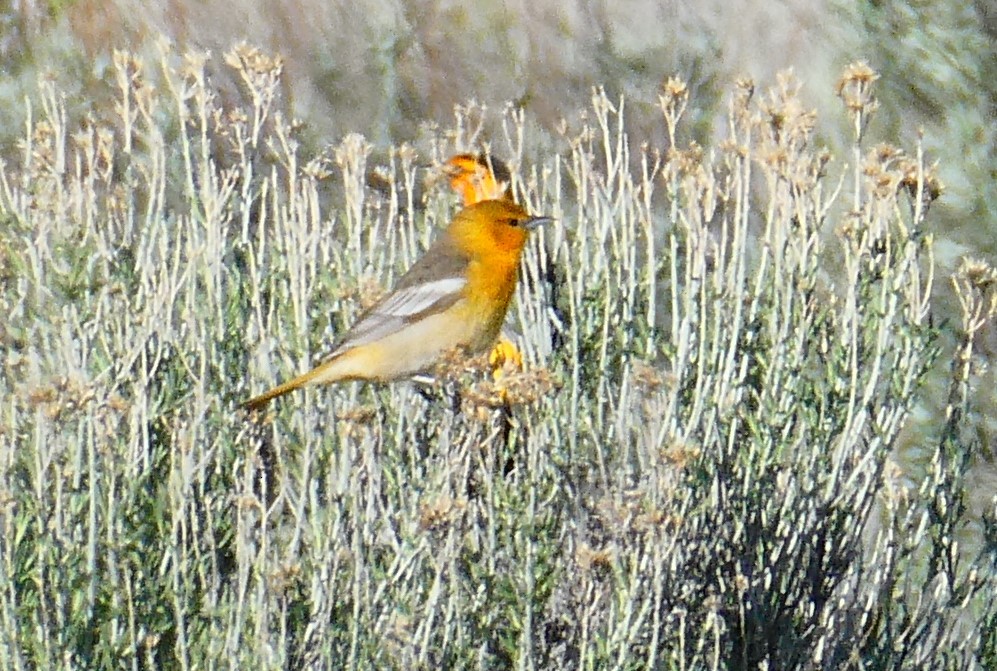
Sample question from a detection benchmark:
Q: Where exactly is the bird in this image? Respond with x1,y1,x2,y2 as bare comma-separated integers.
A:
443,152,568,364
365,152,512,210
442,152,527,372
242,198,553,411
443,153,514,205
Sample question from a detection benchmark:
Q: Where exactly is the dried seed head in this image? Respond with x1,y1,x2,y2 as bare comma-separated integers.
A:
898,158,944,204
660,76,689,105
419,495,466,531
734,77,755,111
836,61,880,115
576,543,614,573
957,258,997,292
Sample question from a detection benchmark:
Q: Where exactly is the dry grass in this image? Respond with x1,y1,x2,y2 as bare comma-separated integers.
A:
0,46,994,669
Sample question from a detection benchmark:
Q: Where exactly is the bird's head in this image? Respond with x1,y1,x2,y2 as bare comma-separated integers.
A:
448,199,553,260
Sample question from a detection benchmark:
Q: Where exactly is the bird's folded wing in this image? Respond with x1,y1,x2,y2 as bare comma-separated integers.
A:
316,242,471,364
329,277,466,354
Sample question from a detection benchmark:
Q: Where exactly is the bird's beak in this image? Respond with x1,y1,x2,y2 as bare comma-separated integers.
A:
524,215,555,231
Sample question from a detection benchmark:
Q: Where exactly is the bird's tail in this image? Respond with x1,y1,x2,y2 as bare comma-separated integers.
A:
241,365,330,412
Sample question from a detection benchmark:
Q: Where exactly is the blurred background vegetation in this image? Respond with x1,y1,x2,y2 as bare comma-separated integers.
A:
0,0,993,260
